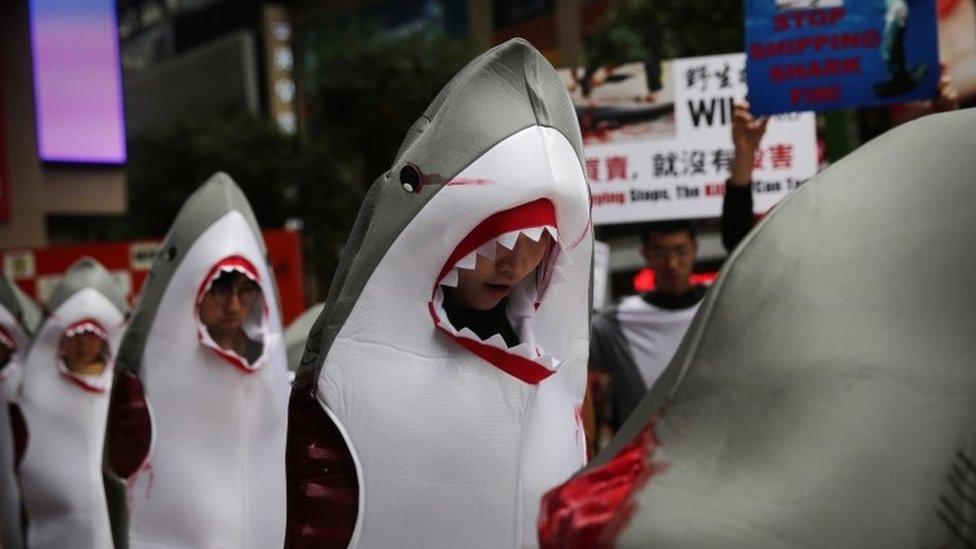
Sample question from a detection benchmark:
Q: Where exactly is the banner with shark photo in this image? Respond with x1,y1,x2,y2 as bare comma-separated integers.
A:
746,0,940,115
559,53,818,225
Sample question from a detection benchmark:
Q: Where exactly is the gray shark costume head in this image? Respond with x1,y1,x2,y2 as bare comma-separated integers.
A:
286,38,593,548
0,275,39,549
538,108,976,548
285,302,324,376
104,173,289,549
14,257,127,548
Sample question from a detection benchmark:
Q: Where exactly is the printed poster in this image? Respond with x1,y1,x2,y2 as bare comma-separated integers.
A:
561,53,818,225
745,0,940,114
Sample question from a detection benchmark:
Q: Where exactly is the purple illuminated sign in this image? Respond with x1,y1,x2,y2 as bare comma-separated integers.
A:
29,0,126,164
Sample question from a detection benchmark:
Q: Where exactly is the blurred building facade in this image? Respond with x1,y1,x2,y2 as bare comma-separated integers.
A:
0,0,611,252
116,0,612,137
118,0,726,299
0,0,127,253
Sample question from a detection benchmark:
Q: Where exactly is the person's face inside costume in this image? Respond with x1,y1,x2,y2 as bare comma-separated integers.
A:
449,232,552,311
642,230,697,296
198,271,261,349
62,331,107,375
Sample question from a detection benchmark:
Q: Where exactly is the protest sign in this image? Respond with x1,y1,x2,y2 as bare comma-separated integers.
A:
561,53,818,225
745,0,940,115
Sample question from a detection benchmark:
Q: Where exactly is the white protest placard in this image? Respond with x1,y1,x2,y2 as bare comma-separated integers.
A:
573,53,818,225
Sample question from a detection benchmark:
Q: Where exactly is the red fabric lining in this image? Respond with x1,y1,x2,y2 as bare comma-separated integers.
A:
568,219,592,252
196,330,261,374
106,371,152,479
59,370,110,393
428,302,554,385
285,375,359,548
538,415,668,548
434,198,556,288
194,256,261,304
429,199,560,385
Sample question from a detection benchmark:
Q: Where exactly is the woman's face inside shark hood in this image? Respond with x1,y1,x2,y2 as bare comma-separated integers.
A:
429,196,574,383
194,255,268,370
446,215,554,311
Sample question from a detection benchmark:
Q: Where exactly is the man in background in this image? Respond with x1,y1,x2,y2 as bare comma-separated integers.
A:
589,220,707,448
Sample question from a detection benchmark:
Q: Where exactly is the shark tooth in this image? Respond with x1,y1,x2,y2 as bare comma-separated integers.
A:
458,327,480,341
544,226,559,242
437,314,458,335
497,231,519,250
476,241,497,260
440,269,459,288
456,252,477,271
484,334,507,349
521,227,544,242
509,342,533,358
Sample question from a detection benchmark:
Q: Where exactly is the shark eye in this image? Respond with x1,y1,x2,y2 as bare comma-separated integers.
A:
399,164,423,193
164,246,178,262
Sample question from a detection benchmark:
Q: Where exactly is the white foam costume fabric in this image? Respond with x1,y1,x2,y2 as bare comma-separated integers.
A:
615,295,701,388
0,283,32,549
110,174,289,549
16,259,127,549
288,39,593,549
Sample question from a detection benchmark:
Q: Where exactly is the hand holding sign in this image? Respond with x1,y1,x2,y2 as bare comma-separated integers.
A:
934,63,961,112
731,101,769,187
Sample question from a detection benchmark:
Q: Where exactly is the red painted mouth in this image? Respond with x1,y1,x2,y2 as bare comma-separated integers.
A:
428,198,572,385
57,318,112,393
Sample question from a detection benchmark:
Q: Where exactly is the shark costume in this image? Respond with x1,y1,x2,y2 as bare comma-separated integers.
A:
286,39,592,548
285,303,324,376
0,275,39,549
538,109,976,548
15,258,128,549
104,173,289,549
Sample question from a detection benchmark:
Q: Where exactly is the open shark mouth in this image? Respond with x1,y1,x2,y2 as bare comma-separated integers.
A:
428,198,570,384
194,255,270,373
57,318,113,393
0,324,16,379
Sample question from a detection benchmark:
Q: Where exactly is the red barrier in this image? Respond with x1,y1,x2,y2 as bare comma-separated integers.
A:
0,229,306,324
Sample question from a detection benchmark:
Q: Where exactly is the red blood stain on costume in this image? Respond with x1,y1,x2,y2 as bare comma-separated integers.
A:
538,415,668,549
447,178,496,186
